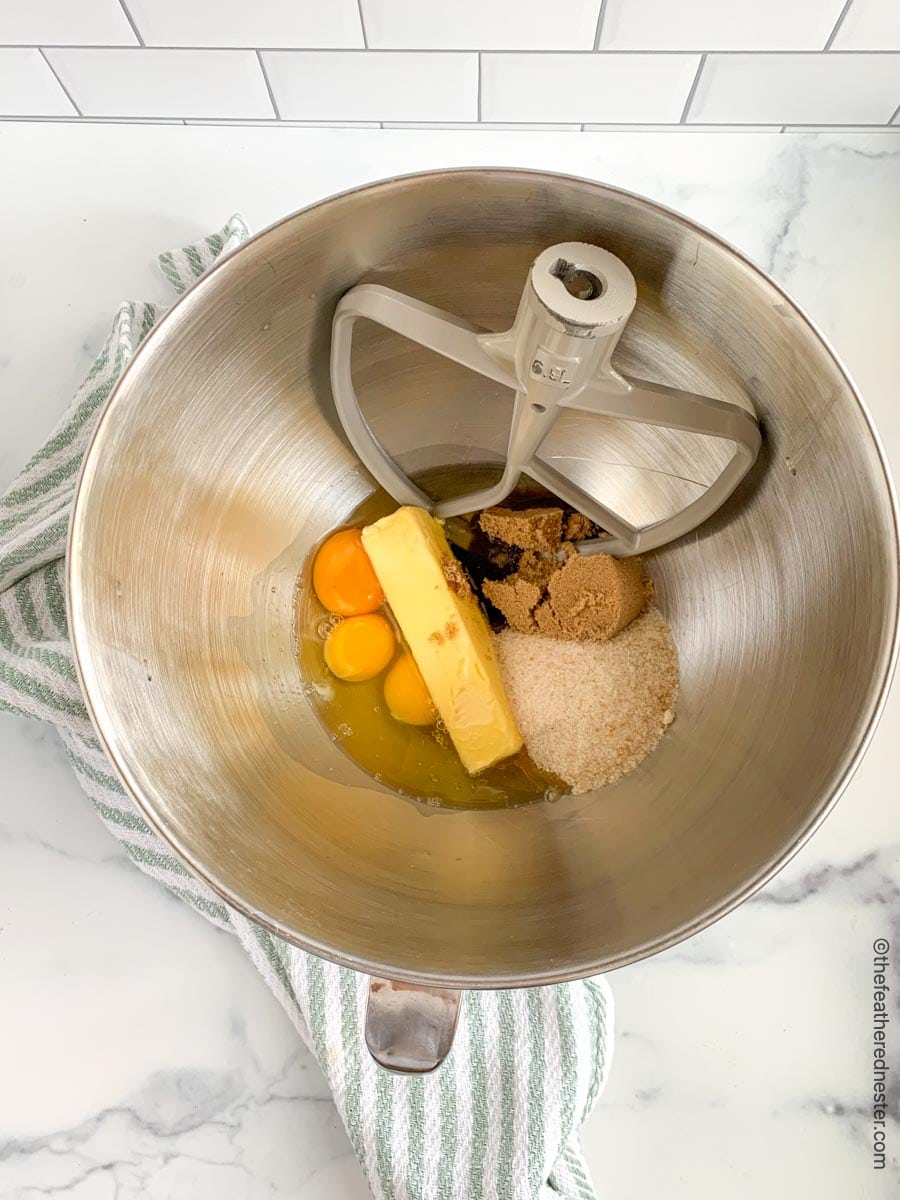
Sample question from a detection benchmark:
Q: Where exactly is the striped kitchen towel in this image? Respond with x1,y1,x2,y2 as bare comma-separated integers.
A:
0,217,613,1200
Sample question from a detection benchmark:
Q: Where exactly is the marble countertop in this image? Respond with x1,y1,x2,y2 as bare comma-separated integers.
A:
1,123,898,1199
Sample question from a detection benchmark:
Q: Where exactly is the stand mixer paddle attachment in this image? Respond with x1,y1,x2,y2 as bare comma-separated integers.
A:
331,242,761,555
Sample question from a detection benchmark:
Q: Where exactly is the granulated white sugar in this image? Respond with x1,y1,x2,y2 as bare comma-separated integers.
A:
495,607,679,794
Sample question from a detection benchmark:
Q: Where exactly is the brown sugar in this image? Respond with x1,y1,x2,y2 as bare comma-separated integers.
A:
563,511,597,541
517,550,558,588
539,553,648,642
479,506,564,552
483,574,544,634
484,549,648,643
473,500,677,792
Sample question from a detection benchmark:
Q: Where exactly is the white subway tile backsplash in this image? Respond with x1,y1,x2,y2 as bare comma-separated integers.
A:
363,0,600,50
125,0,364,49
482,53,699,124
688,53,900,124
262,51,478,122
2,0,900,131
0,48,76,114
831,0,900,50
0,0,138,46
598,0,846,50
44,48,275,118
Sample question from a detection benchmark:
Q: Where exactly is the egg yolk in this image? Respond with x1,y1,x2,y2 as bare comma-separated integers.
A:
383,652,437,726
313,529,384,616
324,614,395,682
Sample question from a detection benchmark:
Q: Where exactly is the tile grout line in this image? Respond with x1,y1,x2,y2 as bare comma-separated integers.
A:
182,119,382,127
679,53,706,124
5,116,900,129
477,52,482,121
355,0,369,49
0,116,173,124
592,0,609,51
116,0,144,47
3,45,900,55
37,48,83,116
255,49,281,120
824,0,856,50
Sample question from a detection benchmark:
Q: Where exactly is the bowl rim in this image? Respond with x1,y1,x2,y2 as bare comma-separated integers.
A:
67,166,900,988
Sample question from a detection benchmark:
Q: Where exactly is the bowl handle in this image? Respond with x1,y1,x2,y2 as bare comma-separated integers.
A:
365,977,461,1074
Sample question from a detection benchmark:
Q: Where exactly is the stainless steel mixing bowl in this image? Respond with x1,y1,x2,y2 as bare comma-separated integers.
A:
69,171,898,1019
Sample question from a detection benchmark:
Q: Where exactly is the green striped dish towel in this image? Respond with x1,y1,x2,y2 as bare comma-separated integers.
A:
0,217,613,1200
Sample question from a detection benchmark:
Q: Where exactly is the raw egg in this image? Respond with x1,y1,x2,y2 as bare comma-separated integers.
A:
324,614,395,682
313,529,384,616
383,652,437,726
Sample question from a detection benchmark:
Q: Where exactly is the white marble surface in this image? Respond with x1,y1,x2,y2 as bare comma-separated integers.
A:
1,124,898,1198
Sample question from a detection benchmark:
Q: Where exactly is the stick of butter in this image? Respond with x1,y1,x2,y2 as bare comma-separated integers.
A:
361,507,523,774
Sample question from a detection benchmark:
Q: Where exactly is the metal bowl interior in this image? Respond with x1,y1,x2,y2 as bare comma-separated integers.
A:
68,170,898,987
